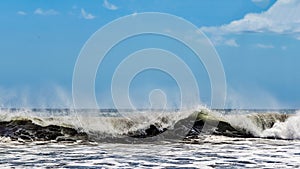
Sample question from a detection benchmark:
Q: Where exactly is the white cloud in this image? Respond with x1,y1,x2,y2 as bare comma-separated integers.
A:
81,8,96,20
296,35,300,40
17,11,27,15
34,8,59,16
103,0,118,10
206,35,239,47
256,43,274,48
132,12,138,16
201,0,300,39
224,39,239,47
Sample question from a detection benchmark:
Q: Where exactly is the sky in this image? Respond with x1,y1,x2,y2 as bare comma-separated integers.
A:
0,0,300,109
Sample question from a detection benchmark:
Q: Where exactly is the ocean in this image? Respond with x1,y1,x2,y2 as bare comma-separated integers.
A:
0,108,299,168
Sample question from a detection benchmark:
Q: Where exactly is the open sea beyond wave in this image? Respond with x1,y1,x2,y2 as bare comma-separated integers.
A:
0,108,299,168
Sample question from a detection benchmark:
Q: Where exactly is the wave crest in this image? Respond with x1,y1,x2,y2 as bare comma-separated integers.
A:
0,108,298,143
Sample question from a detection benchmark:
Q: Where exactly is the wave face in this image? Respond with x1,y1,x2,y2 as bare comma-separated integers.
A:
0,108,298,143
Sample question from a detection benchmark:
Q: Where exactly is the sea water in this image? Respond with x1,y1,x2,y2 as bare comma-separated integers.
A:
0,108,299,168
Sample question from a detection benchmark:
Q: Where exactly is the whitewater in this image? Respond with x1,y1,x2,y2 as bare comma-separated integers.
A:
0,108,299,168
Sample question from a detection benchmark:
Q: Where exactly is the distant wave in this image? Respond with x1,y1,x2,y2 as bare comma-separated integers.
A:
0,108,298,143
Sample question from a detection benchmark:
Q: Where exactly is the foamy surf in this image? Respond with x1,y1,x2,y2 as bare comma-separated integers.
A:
261,111,300,139
0,108,298,143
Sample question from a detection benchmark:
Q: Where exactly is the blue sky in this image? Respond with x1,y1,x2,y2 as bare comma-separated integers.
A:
0,0,300,109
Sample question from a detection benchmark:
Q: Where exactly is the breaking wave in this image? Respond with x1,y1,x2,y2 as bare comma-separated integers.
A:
0,108,298,143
